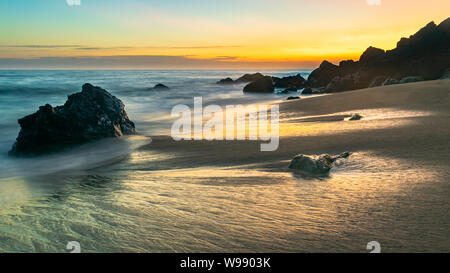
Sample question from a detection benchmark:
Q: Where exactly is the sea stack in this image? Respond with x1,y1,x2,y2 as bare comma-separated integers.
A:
9,83,136,155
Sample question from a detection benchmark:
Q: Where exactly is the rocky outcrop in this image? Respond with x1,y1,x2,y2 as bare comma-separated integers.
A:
301,87,322,95
288,152,350,174
9,83,136,156
307,61,341,88
243,76,274,93
235,72,265,83
217,77,234,84
306,17,450,92
274,74,306,89
150,83,169,90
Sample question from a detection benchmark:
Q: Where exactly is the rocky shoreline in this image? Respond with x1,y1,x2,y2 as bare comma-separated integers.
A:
217,17,450,94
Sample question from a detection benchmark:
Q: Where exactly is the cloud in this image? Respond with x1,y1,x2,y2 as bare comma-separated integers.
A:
0,45,82,48
0,55,320,69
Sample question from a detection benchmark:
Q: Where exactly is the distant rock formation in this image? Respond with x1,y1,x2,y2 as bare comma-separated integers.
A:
288,152,350,174
274,74,306,89
307,17,450,92
243,76,274,93
217,73,266,84
235,72,265,83
150,83,170,90
216,77,234,84
9,83,136,156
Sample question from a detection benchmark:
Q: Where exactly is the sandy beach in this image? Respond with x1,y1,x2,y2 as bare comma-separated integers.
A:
142,79,450,172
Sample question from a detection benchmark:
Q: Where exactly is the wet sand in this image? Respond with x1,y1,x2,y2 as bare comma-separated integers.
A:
141,79,450,171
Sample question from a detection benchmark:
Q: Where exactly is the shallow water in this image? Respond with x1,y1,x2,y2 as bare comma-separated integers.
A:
0,70,448,253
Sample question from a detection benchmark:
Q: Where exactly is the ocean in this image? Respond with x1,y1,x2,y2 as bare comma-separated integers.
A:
0,70,448,253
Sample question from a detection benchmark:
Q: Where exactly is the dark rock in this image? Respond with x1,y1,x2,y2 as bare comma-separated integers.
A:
301,87,322,94
9,83,136,156
305,17,450,92
325,75,356,93
307,61,341,88
288,152,351,174
286,96,300,100
399,76,424,84
151,83,169,90
349,113,362,120
382,78,399,86
216,77,234,84
243,76,274,93
274,74,306,89
235,73,265,83
359,46,385,64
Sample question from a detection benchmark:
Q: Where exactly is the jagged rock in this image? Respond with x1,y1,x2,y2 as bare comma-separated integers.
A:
274,74,306,89
235,73,265,83
243,76,274,93
382,78,399,86
217,77,234,84
9,83,136,155
359,46,385,64
305,17,450,92
288,152,351,174
307,61,341,88
286,96,300,100
399,76,424,84
151,83,169,90
349,113,362,120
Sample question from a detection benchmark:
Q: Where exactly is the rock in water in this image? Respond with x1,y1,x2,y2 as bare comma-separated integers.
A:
151,83,170,90
9,83,136,156
217,77,234,84
243,76,274,93
288,152,350,174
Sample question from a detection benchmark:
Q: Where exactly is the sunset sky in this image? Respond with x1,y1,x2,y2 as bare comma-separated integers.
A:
0,0,449,69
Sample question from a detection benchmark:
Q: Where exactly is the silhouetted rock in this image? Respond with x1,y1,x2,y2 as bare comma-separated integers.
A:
151,83,169,90
307,61,341,88
301,87,322,94
286,96,300,100
216,77,234,84
399,76,424,84
359,46,385,64
306,17,450,92
288,152,351,174
236,73,265,83
243,76,274,93
382,78,399,86
274,74,306,89
9,83,136,156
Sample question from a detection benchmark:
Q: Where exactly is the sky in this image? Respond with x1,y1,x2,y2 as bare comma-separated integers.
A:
0,0,449,69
